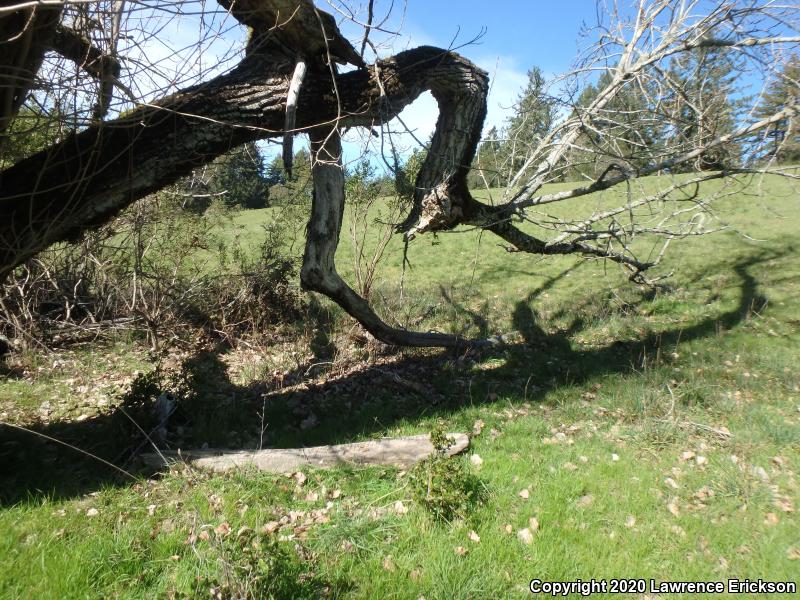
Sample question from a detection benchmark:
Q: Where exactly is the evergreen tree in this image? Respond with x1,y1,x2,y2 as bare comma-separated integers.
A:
0,105,65,168
267,147,313,205
560,73,662,181
754,55,800,164
468,66,555,189
469,126,504,189
265,154,286,187
212,142,270,209
665,45,742,171
504,67,557,176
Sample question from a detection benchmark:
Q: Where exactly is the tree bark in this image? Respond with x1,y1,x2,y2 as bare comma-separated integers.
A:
0,4,62,140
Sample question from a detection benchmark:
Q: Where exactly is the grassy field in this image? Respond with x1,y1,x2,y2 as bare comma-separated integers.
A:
1,174,799,598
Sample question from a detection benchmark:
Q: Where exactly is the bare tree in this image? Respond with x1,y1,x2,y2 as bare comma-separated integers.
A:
0,0,798,348
471,1,800,283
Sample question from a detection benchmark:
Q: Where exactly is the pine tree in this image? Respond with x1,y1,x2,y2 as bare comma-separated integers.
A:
754,55,800,164
211,142,270,209
468,67,556,189
504,67,557,176
665,45,742,171
469,126,503,189
265,154,286,187
562,73,663,180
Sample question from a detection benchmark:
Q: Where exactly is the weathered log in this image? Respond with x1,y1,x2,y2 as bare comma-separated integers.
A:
141,432,469,472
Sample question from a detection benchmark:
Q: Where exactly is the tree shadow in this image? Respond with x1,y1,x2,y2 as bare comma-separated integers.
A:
0,249,782,506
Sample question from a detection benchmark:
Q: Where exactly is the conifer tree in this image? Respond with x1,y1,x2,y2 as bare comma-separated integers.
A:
754,55,800,164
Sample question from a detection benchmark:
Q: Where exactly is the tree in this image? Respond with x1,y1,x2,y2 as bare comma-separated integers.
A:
663,44,742,171
503,68,557,177
265,154,287,188
211,142,269,209
1,0,798,348
755,55,800,164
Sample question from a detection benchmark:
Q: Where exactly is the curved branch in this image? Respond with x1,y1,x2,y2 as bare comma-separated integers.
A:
0,46,489,280
301,127,467,347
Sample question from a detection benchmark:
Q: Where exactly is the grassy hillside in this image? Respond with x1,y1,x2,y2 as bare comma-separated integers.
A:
1,174,798,598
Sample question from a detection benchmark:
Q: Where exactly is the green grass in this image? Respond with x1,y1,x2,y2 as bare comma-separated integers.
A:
1,174,799,598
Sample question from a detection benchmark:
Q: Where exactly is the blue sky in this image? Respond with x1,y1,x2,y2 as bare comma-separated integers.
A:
400,0,597,75
140,1,604,164
332,0,601,164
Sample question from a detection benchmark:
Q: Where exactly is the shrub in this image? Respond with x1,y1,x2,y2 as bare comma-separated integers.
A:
408,423,488,522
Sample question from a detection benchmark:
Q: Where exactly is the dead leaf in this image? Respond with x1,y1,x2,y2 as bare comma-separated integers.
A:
236,526,252,538
787,547,800,560
470,454,483,467
664,477,680,489
394,500,408,515
528,517,540,532
330,489,342,499
262,521,281,534
669,525,686,537
214,522,231,537
382,555,396,572
305,491,319,502
454,546,468,556
503,524,513,534
472,419,485,436
625,515,636,528
667,498,680,517
517,528,534,545
611,453,620,462
693,486,715,501
409,568,422,582
695,455,708,467
85,508,99,517
577,494,594,508
774,497,795,513
518,489,530,499
293,472,307,487
681,451,696,461
468,530,481,543
764,512,779,526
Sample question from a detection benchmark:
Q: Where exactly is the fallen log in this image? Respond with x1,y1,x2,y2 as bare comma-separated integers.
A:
141,433,469,473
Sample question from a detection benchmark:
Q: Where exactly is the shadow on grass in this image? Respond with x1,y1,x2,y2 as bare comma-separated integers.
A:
0,249,782,506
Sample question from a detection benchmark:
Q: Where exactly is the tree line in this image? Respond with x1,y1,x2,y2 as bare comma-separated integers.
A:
471,52,799,189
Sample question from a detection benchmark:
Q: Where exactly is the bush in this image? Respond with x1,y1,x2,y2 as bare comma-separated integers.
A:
408,424,488,522
0,189,305,350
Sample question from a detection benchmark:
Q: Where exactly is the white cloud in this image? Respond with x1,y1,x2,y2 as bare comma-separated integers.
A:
476,55,529,133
